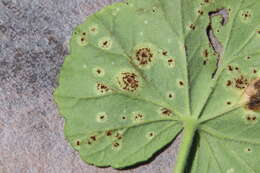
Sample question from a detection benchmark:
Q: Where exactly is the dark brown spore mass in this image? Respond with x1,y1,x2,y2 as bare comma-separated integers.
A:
248,79,260,111
135,48,153,66
119,72,139,92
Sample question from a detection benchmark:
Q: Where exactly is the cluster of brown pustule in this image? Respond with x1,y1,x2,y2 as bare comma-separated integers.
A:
97,83,110,93
135,48,153,65
120,72,139,92
248,80,260,111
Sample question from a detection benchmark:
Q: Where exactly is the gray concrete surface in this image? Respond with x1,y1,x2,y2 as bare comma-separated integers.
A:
0,0,180,172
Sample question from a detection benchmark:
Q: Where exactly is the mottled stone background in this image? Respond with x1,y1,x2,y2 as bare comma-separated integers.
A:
0,0,180,172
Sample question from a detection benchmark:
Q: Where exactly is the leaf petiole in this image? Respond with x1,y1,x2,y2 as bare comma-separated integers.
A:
173,117,198,173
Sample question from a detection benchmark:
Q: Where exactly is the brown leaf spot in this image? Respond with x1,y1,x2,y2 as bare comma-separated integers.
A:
248,93,260,111
113,142,120,147
226,101,231,105
90,136,96,141
241,10,252,20
203,49,209,57
189,24,196,30
254,80,260,90
106,130,113,136
97,83,110,94
179,81,184,87
115,133,123,140
160,108,172,116
98,37,112,49
226,80,232,86
135,48,153,66
167,58,175,67
198,10,204,15
118,72,139,92
227,65,233,71
162,50,168,56
234,75,249,89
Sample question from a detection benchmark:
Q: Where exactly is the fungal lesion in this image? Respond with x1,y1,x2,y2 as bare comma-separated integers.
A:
132,112,145,123
132,43,157,68
112,141,122,151
89,24,98,35
117,71,140,92
98,37,112,49
159,108,173,117
189,24,196,30
167,58,175,68
244,147,253,153
77,32,88,46
240,10,252,21
178,80,185,87
146,131,156,139
244,78,260,111
96,112,108,123
96,83,111,95
93,67,105,77
166,91,175,100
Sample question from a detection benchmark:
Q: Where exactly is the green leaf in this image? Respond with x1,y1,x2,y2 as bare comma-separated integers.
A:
54,0,260,172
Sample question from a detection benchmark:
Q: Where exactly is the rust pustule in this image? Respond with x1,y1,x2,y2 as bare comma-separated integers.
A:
97,83,110,93
135,48,153,65
161,108,172,116
119,72,139,92
234,75,249,89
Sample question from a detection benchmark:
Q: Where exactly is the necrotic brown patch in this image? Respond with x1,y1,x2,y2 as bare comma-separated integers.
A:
254,80,260,89
160,108,172,116
203,49,209,57
245,78,260,111
118,72,139,92
90,136,96,141
234,75,249,89
135,48,153,66
167,58,175,68
189,24,196,30
106,130,113,136
248,93,260,111
227,65,233,71
96,83,110,94
226,80,232,86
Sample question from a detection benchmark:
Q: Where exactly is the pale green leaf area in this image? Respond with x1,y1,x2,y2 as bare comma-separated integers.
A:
54,0,260,172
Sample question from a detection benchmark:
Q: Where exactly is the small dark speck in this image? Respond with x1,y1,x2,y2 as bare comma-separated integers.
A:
226,101,231,105
179,81,184,86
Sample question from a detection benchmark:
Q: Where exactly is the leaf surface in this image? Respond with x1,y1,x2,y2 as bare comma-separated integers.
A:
54,0,260,172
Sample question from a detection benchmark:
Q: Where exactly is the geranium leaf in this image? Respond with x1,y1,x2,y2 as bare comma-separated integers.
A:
54,0,260,172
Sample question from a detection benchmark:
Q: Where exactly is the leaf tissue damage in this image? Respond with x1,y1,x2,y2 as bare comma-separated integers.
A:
54,0,260,173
